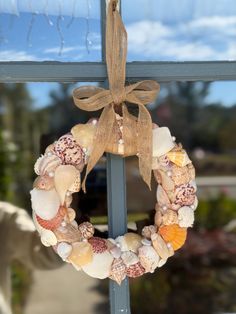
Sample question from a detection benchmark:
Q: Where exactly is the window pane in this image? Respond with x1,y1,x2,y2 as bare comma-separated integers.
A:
127,81,236,314
0,0,101,61
122,0,236,61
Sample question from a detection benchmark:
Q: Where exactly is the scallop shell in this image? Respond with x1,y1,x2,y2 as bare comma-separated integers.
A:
33,175,54,190
67,241,93,267
171,164,194,186
126,262,145,278
167,150,191,167
158,224,187,251
53,223,82,243
88,237,108,253
152,127,175,157
53,133,85,170
36,206,67,230
78,222,95,239
54,165,79,205
121,251,139,267
40,229,58,247
110,258,126,285
178,206,195,228
138,245,160,273
57,242,72,260
82,249,114,279
151,233,170,260
116,233,142,253
71,123,97,155
30,188,60,220
34,154,61,176
142,225,157,239
162,210,178,226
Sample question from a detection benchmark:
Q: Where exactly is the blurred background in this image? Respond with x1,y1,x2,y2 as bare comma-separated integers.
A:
0,1,236,314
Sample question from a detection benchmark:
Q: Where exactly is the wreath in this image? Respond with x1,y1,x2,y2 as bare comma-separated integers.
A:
30,1,198,285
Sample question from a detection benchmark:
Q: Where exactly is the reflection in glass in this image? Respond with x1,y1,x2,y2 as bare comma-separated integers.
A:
122,0,236,61
0,1,101,61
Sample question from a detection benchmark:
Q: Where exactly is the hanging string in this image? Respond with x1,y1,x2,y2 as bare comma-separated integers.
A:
56,0,65,56
67,0,77,28
85,0,92,54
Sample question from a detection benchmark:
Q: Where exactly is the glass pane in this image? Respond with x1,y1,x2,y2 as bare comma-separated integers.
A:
122,0,236,61
0,0,101,61
127,81,236,314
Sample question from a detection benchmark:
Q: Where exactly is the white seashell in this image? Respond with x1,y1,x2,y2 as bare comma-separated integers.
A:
152,127,175,157
141,239,152,246
158,259,167,267
54,165,79,205
116,236,128,252
40,229,57,247
121,251,139,267
178,206,195,228
138,245,160,273
116,233,142,253
82,250,114,279
30,188,60,220
34,154,61,176
57,242,72,260
110,245,122,259
192,196,198,211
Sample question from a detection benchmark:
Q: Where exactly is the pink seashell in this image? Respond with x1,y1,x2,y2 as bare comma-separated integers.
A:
88,237,108,254
171,183,196,210
34,154,61,176
110,258,126,285
36,206,67,230
78,222,95,239
33,175,54,190
53,133,85,171
126,262,145,278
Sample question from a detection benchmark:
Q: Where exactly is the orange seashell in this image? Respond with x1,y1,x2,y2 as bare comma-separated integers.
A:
158,224,187,251
36,206,66,230
167,150,191,167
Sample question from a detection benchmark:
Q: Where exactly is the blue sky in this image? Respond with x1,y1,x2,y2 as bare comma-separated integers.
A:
0,0,236,107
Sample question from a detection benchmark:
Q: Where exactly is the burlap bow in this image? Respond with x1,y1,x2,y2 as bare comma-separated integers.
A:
73,0,160,192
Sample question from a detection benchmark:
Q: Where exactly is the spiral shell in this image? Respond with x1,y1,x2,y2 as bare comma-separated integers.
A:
110,258,126,285
159,224,187,251
78,222,95,239
126,262,145,278
34,154,61,176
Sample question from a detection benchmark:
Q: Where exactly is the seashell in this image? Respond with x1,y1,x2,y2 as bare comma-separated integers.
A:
45,143,55,154
40,229,58,247
141,238,152,246
158,259,167,267
53,133,85,171
71,123,97,156
110,258,126,285
167,150,191,167
33,175,54,190
57,242,72,260
34,154,61,176
121,251,139,267
68,173,81,193
154,211,163,227
191,196,198,211
53,223,82,243
151,233,170,260
54,165,79,205
154,169,175,191
158,224,187,251
117,233,142,253
64,207,76,223
138,245,160,273
162,209,178,226
65,194,73,208
88,237,108,253
171,164,195,186
67,241,93,267
152,127,175,157
30,188,60,220
36,206,67,230
142,225,157,239
82,249,114,279
156,185,171,208
78,222,95,239
110,245,122,259
178,206,195,228
126,262,145,278
171,183,196,210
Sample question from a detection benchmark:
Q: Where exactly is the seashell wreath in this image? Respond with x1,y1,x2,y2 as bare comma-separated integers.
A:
30,118,198,284
30,1,198,284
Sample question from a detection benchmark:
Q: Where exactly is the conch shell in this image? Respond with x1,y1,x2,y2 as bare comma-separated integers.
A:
78,222,95,239
152,127,175,157
54,165,79,205
30,188,60,220
158,224,187,251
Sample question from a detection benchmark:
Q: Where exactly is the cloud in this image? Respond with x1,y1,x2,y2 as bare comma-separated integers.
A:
126,15,236,61
0,50,40,61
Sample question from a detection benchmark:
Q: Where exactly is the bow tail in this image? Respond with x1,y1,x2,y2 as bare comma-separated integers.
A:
82,104,116,192
137,104,153,190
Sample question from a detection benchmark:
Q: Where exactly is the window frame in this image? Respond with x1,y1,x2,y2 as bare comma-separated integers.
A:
0,1,236,313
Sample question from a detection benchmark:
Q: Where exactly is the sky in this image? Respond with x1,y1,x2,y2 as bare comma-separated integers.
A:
0,0,236,107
